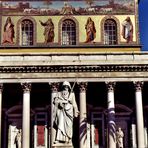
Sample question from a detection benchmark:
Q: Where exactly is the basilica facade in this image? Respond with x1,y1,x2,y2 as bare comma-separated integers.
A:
0,0,147,148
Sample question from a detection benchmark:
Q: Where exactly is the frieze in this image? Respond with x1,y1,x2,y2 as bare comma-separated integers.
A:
0,0,135,16
0,64,148,73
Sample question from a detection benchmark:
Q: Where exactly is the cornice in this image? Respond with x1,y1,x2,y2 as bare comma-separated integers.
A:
0,64,148,73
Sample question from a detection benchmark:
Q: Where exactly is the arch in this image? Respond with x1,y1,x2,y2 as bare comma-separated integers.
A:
115,104,133,115
58,16,79,45
6,105,35,117
17,16,37,46
100,16,120,45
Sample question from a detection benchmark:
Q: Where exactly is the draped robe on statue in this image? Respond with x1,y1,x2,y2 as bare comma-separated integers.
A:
53,89,78,143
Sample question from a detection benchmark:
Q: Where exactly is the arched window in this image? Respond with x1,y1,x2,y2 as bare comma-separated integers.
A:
21,19,33,46
62,19,76,45
104,19,117,45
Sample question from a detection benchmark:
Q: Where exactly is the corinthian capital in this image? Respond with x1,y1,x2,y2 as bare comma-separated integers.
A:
49,82,60,93
134,81,144,92
77,82,88,92
21,83,31,92
0,83,3,92
106,82,116,92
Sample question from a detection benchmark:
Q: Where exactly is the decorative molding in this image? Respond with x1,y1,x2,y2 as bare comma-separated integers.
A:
77,82,87,92
134,81,144,92
1,64,148,73
21,83,31,92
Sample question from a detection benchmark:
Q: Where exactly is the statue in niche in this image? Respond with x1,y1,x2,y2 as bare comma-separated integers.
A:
14,129,22,148
85,17,96,43
122,17,133,43
53,81,79,144
39,18,54,44
116,127,124,148
2,17,15,44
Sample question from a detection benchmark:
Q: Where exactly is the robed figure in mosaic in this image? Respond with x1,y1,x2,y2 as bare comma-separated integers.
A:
53,81,79,144
2,17,15,44
85,17,96,43
122,17,133,43
39,18,54,44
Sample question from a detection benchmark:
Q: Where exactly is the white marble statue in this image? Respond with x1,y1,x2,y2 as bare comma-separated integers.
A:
116,127,124,148
14,129,21,148
53,81,79,144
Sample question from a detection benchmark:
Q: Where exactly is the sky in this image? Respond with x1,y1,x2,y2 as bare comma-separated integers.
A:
139,0,148,51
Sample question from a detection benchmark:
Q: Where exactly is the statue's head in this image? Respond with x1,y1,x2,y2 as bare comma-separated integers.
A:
118,127,122,131
62,81,71,91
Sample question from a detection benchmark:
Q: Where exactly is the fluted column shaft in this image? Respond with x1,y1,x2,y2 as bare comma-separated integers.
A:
22,83,31,148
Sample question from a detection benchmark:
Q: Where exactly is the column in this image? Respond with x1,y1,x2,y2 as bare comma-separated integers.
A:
134,81,145,147
21,83,31,148
49,82,59,146
0,83,3,148
78,82,87,148
106,82,116,148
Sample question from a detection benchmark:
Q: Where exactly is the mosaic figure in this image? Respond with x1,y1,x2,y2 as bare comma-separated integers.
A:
39,18,54,44
122,17,133,43
85,17,96,43
2,17,15,44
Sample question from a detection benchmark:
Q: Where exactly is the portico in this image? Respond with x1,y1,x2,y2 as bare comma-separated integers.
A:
0,52,148,148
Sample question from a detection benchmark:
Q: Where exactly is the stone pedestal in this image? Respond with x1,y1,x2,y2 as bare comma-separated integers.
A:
52,146,73,148
52,143,73,148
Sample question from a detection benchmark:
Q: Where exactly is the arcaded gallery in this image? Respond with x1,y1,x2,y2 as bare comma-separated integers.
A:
0,0,148,148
